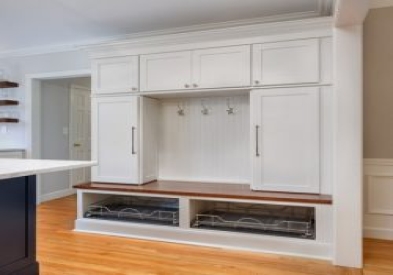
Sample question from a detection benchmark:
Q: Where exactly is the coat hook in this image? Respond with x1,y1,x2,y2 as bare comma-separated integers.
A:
226,98,235,115
177,102,185,116
201,100,209,115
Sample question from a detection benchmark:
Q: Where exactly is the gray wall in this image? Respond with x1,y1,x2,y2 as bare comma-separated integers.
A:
40,80,71,194
364,7,393,158
40,78,91,196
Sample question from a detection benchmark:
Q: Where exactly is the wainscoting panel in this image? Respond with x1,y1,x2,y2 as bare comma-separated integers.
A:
364,159,393,240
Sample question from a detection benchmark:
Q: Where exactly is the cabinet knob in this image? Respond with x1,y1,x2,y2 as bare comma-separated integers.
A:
193,84,198,88
131,87,138,91
184,84,190,88
254,80,260,85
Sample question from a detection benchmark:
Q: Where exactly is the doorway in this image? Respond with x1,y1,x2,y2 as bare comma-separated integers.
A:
25,70,91,203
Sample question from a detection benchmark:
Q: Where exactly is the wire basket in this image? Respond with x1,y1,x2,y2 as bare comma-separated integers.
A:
85,196,179,226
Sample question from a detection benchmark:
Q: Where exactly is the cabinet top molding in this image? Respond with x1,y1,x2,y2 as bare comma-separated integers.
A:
82,17,333,59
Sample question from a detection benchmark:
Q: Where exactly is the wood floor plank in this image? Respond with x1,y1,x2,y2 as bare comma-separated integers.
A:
36,196,390,275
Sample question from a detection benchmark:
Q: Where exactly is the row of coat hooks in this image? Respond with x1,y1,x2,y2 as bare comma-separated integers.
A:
177,98,236,116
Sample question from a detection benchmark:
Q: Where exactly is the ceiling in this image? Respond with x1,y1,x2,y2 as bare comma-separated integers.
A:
0,0,333,55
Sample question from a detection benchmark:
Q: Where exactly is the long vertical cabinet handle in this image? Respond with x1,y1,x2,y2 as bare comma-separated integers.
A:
132,126,136,155
255,125,260,157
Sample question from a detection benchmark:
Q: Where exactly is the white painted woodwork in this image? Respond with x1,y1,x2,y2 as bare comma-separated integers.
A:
69,85,91,187
92,56,139,94
333,25,363,268
192,45,251,89
252,39,320,86
158,96,250,183
91,96,139,183
0,150,25,159
141,46,251,92
91,95,158,184
251,87,320,193
364,159,393,240
75,189,333,260
140,51,192,92
334,0,369,27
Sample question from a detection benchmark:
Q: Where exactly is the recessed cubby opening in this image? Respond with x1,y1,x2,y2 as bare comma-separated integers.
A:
156,94,250,184
190,200,315,239
83,194,180,227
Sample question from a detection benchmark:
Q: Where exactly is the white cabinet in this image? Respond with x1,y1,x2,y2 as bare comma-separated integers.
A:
92,56,139,94
91,96,158,184
140,45,251,92
251,87,320,193
252,39,320,86
192,45,251,89
140,51,192,92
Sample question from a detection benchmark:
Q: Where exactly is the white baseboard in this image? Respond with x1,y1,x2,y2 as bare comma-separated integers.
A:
364,227,393,240
40,188,76,203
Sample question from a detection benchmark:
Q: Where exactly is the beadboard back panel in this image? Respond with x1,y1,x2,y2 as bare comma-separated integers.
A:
158,95,250,183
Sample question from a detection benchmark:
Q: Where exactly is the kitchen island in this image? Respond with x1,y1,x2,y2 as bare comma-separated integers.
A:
0,159,96,275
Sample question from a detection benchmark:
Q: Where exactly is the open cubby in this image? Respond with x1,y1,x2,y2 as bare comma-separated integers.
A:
190,200,315,239
84,195,180,227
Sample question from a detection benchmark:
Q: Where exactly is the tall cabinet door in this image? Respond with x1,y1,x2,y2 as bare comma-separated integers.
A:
251,87,320,193
192,45,251,89
140,51,192,92
92,96,140,184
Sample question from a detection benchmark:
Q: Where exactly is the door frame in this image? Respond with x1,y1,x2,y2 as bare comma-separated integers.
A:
25,69,91,204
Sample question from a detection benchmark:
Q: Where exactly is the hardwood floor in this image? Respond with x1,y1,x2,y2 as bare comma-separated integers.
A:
37,196,390,275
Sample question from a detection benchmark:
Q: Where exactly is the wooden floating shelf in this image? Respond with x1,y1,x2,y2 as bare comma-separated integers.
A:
0,99,19,106
0,81,18,88
0,118,19,123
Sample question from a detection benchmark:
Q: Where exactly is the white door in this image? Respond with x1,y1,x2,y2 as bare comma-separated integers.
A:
91,96,139,184
252,39,320,86
92,56,139,94
140,51,192,92
69,85,91,186
192,45,251,89
251,87,320,193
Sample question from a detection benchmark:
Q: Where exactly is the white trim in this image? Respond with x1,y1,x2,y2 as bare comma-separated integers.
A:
334,0,369,27
0,12,331,59
370,0,393,9
83,17,333,58
364,227,393,240
40,188,76,203
364,158,393,166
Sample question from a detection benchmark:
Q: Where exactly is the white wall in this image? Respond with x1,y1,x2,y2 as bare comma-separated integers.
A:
0,50,90,149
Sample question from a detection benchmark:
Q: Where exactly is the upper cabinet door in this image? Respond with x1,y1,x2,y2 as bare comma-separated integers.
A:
192,45,251,89
92,56,139,94
252,39,320,86
140,51,192,92
251,87,320,194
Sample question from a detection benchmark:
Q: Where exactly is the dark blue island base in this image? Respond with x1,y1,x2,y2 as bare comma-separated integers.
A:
0,176,39,275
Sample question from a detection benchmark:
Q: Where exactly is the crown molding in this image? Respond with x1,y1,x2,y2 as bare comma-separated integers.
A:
0,8,333,59
370,0,393,9
82,16,333,58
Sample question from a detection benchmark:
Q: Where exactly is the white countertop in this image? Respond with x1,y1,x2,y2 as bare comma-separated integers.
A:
0,159,97,180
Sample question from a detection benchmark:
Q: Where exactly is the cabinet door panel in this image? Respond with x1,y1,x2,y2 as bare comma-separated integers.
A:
140,51,191,91
192,45,251,89
251,87,320,193
92,56,139,94
253,39,319,86
92,96,139,183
